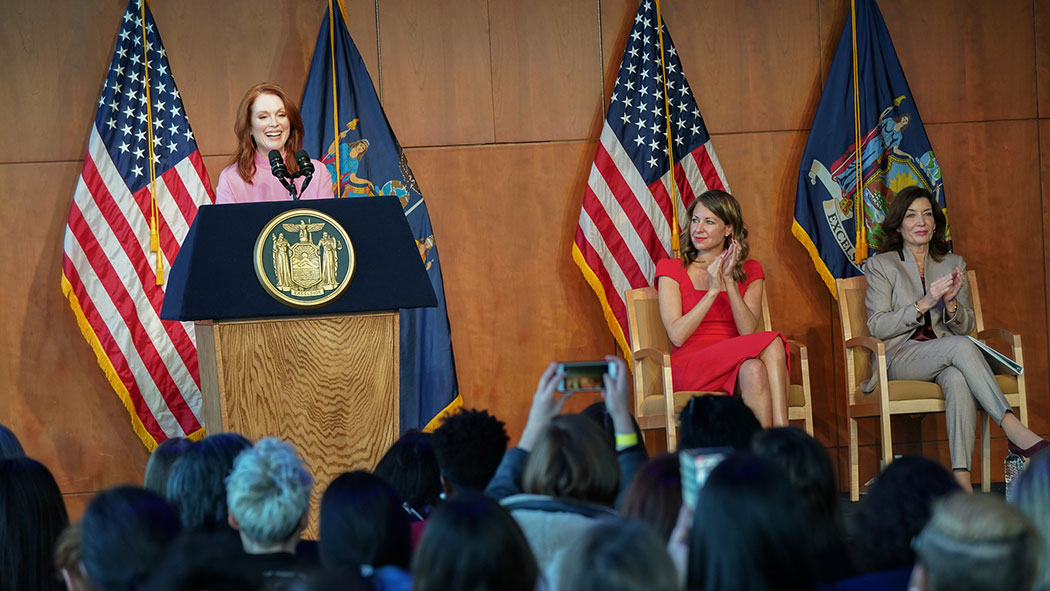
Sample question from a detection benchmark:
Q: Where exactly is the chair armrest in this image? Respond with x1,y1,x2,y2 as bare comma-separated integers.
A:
632,347,671,367
786,338,808,361
844,335,886,356
977,328,1021,349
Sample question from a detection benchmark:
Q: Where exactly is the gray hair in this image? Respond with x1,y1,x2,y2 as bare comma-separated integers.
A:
226,438,313,546
1011,453,1050,591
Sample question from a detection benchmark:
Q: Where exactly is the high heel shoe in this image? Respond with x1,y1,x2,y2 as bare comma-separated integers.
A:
1008,439,1050,458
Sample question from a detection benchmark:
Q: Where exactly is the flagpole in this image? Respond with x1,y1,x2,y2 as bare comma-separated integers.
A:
139,0,164,285
654,0,681,257
328,0,342,197
850,0,866,264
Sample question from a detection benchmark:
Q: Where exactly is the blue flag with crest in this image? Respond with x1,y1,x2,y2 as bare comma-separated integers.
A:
793,0,948,294
300,2,460,431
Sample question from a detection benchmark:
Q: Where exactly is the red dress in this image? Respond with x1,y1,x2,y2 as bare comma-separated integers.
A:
654,258,787,393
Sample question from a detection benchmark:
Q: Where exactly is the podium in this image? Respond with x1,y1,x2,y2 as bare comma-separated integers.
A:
162,197,435,535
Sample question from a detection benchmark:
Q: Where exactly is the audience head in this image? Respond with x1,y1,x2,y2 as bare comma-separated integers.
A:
143,436,193,495
522,414,619,507
0,457,70,591
430,409,509,494
1010,451,1050,590
373,429,441,519
53,523,91,591
849,455,960,572
579,401,643,449
618,453,682,541
688,453,813,590
225,437,313,552
0,423,25,459
319,470,411,570
81,486,180,591
752,427,843,556
555,518,677,591
677,394,761,452
165,432,251,532
412,491,538,591
878,185,949,259
911,492,1039,591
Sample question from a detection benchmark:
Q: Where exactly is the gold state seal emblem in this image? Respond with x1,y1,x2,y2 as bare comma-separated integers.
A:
254,209,355,308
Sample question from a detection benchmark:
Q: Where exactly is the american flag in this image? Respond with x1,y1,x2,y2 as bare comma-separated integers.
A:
61,0,213,449
573,0,730,357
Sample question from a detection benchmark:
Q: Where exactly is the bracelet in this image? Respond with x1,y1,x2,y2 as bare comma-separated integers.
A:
913,301,922,317
615,433,639,449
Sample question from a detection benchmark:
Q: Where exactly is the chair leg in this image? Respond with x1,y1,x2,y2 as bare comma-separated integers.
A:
880,410,893,469
981,411,991,493
849,417,860,502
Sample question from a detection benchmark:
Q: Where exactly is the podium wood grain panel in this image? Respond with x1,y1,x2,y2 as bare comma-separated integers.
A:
199,313,399,537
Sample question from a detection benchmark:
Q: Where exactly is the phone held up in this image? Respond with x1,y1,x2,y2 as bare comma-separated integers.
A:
556,360,617,393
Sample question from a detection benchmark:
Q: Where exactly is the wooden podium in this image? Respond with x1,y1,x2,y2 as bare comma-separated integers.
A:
162,198,435,535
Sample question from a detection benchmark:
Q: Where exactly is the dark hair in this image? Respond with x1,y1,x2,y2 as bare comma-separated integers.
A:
0,424,25,459
229,82,305,182
430,409,509,492
677,395,761,452
618,453,682,541
752,427,849,582
555,518,677,591
319,471,411,570
143,437,193,495
579,401,644,449
522,414,620,506
877,185,949,261
0,457,70,591
688,454,814,590
679,190,751,283
373,430,441,518
81,486,180,591
165,432,251,532
412,491,538,591
849,455,960,572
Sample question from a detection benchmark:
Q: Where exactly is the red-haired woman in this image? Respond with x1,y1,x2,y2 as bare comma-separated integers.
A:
215,82,334,203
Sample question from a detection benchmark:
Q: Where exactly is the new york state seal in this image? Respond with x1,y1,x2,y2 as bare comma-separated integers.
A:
254,209,355,308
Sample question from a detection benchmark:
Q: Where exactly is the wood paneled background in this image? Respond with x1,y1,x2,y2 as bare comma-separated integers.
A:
3,0,1049,515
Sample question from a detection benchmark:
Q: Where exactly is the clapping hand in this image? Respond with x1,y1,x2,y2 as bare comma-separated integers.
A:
921,273,954,309
705,253,726,292
943,267,963,305
720,239,738,282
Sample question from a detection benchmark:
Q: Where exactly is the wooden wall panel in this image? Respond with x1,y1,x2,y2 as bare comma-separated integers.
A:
378,0,495,147
489,0,603,142
879,0,1037,123
659,0,823,133
0,161,148,493
1038,0,1050,118
404,142,615,440
599,0,638,102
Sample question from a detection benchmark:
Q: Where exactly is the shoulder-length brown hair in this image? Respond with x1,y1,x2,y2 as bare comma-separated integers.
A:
522,414,619,507
679,189,751,283
229,82,305,183
878,185,949,261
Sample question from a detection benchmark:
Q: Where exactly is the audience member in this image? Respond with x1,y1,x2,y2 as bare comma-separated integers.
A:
579,400,644,450
1010,451,1050,591
80,486,180,591
165,432,251,533
619,453,681,542
752,427,853,584
677,394,761,451
143,436,193,496
412,491,538,591
430,408,509,495
373,430,441,520
553,518,677,591
682,453,814,590
911,492,1039,591
53,524,91,591
846,455,959,580
319,471,412,591
0,457,70,591
0,423,25,459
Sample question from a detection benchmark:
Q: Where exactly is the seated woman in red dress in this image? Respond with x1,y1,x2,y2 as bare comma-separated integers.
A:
656,190,788,427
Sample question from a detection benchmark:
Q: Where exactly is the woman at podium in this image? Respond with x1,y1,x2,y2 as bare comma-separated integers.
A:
215,83,334,203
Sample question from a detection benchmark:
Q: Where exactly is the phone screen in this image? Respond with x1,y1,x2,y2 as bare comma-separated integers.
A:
556,361,615,392
679,447,730,511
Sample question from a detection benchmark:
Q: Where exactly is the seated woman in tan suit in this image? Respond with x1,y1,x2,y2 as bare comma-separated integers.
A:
864,185,1047,491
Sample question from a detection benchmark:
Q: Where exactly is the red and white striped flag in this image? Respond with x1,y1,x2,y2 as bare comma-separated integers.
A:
573,0,729,357
61,0,214,449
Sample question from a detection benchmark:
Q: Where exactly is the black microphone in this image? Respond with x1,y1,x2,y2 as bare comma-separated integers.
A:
294,150,315,195
268,150,298,199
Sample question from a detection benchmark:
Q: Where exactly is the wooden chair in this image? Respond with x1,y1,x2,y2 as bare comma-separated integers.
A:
835,271,1028,501
624,286,813,451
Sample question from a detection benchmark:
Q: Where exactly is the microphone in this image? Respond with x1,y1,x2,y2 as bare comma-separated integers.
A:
268,150,298,199
294,150,314,195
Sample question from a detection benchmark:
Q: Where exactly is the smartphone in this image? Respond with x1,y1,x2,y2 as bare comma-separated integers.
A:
679,447,730,511
556,360,617,392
